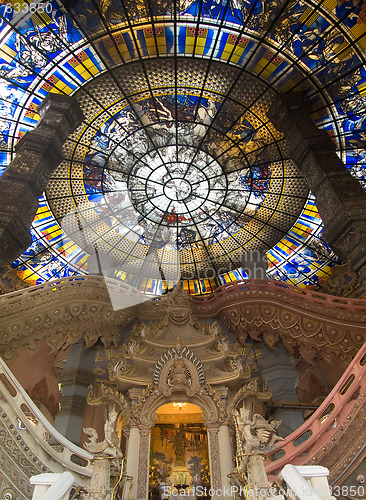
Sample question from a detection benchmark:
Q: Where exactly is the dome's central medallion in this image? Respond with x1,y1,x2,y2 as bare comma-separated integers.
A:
164,177,192,201
127,146,231,227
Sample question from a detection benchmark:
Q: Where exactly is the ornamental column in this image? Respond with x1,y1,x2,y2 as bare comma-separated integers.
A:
218,423,234,495
267,93,366,288
207,425,224,499
135,427,151,500
125,426,142,500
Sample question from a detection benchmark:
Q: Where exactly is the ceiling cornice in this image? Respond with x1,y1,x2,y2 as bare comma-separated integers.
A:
191,280,366,362
0,276,365,362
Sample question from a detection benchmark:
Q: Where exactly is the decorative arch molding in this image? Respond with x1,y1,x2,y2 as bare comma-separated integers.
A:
129,372,228,499
153,345,205,387
135,387,223,428
132,350,226,427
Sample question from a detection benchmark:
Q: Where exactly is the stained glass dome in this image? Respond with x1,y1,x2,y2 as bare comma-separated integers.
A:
2,0,365,295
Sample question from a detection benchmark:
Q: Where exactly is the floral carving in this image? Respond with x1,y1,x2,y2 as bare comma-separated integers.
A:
191,280,366,362
137,428,150,499
0,403,52,499
207,427,222,490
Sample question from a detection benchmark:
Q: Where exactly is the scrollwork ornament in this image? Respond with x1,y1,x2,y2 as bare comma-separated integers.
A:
87,383,131,427
132,385,157,423
228,378,272,420
200,384,227,423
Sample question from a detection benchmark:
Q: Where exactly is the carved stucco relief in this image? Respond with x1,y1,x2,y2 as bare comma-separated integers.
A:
214,303,364,363
0,405,51,499
1,276,365,362
207,427,222,491
137,428,151,499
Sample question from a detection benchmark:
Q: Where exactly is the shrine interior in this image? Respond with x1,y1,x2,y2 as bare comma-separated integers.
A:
0,0,365,498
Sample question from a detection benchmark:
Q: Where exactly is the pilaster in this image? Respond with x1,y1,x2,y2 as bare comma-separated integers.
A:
125,426,141,500
136,427,151,500
218,423,234,496
207,425,223,498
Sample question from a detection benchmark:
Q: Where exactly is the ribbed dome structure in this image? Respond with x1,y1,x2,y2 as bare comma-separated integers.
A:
2,0,364,295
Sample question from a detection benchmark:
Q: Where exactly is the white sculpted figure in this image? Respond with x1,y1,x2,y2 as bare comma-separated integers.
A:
233,408,283,493
83,406,121,457
83,407,123,500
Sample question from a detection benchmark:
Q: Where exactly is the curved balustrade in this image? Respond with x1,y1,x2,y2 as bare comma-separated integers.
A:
190,278,366,314
191,279,366,361
264,342,366,481
2,275,146,306
0,357,93,484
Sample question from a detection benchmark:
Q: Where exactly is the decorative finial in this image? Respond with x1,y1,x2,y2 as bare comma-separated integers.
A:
176,336,183,351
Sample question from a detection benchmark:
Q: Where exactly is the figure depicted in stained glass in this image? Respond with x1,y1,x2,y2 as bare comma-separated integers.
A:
1,16,69,80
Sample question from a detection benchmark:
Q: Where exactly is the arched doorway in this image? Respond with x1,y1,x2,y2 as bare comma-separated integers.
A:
125,342,234,500
149,402,210,500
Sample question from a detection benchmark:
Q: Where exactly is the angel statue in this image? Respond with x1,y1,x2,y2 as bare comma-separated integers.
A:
232,408,283,495
84,406,121,457
83,406,124,500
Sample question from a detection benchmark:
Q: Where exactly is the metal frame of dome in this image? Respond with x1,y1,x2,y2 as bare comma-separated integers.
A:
1,0,364,295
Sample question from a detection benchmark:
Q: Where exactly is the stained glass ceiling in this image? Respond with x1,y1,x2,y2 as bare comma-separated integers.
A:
1,0,365,295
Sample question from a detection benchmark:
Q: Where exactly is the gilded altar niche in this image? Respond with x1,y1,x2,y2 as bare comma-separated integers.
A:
149,420,209,486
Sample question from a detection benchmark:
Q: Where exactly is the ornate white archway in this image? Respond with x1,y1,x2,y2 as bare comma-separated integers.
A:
125,346,233,500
